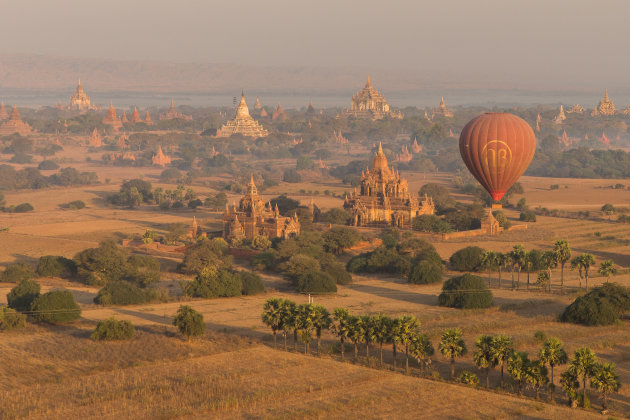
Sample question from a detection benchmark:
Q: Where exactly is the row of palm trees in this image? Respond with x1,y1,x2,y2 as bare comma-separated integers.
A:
261,298,621,410
480,240,615,292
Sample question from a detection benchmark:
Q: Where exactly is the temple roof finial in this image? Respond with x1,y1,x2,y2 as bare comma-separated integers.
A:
378,141,383,154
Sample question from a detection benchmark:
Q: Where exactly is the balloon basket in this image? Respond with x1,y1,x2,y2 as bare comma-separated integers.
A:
491,203,502,210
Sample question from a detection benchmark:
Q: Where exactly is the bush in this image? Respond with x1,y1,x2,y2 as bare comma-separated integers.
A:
296,271,337,294
126,254,161,287
323,208,352,225
64,200,86,210
184,268,243,298
38,160,60,170
0,307,26,331
412,214,452,233
179,238,229,275
438,274,493,309
560,283,630,326
13,203,34,213
449,246,486,272
322,227,360,254
457,370,479,387
30,289,81,324
36,255,76,278
160,168,181,182
408,260,442,284
94,281,149,306
74,240,129,285
519,210,536,222
173,305,205,341
252,235,272,250
492,211,512,229
2,262,36,283
346,246,411,276
240,271,265,295
91,318,135,340
10,153,33,164
323,259,353,285
7,278,41,311
282,168,301,183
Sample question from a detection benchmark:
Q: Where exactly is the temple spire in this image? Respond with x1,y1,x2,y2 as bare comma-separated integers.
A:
366,75,372,88
378,142,383,154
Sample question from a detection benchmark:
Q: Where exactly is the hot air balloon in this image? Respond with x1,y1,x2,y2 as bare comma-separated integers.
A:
459,113,536,204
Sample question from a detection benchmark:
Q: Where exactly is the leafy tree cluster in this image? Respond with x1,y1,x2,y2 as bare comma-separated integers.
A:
30,289,81,324
0,165,98,191
173,305,205,342
2,262,37,283
561,283,630,326
527,147,630,179
91,318,135,340
438,274,493,309
0,307,26,331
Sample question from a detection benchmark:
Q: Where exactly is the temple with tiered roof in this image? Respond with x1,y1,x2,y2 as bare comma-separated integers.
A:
102,102,123,130
152,146,171,166
130,106,141,123
159,99,193,121
272,103,288,121
0,102,8,121
0,106,34,136
596,90,616,116
566,104,584,114
223,175,300,242
69,78,97,111
87,128,102,147
339,77,402,120
144,111,154,125
553,105,566,124
344,143,434,228
432,97,453,118
217,93,269,138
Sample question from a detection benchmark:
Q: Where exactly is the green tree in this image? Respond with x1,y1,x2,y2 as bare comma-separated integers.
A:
439,328,467,379
295,303,315,355
590,362,621,410
561,366,580,408
525,359,549,399
507,351,530,395
598,259,616,283
172,305,205,342
569,347,598,408
571,253,596,291
481,250,498,288
331,307,351,361
312,305,331,356
491,335,514,387
508,245,526,289
473,335,496,388
371,313,391,367
538,337,568,398
389,316,403,371
398,315,421,374
30,289,81,324
0,307,26,331
262,298,285,349
346,315,365,362
7,278,41,312
552,240,571,293
91,318,135,341
524,249,545,290
540,251,557,293
409,333,434,375
280,299,297,351
322,227,360,255
438,274,493,309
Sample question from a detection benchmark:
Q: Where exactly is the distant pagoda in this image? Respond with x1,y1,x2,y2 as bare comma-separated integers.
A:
87,128,103,147
254,96,263,111
159,99,192,121
339,77,402,120
0,106,34,136
272,103,288,121
432,96,454,118
306,101,316,116
69,78,97,111
217,93,269,138
566,104,584,114
553,105,567,124
596,90,616,116
152,146,171,166
0,102,8,121
130,106,142,123
102,101,123,130
144,110,154,125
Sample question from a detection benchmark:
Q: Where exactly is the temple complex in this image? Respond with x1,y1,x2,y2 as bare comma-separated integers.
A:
272,104,288,121
432,97,454,118
339,77,402,120
397,145,413,163
566,104,584,114
553,105,566,124
159,99,193,121
216,93,269,138
144,111,154,125
152,146,171,166
597,90,616,116
87,128,103,147
0,102,8,121
69,78,97,111
130,107,142,124
0,106,34,136
344,143,435,228
254,97,263,111
333,130,349,144
222,175,300,242
411,138,422,153
117,132,129,149
306,101,316,116
102,102,123,130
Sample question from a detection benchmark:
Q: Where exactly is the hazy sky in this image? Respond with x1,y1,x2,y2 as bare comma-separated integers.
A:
2,0,630,89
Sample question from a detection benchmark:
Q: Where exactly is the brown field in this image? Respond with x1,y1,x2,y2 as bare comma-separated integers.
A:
2,142,630,418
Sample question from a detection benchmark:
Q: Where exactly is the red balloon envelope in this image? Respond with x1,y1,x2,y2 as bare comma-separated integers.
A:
459,113,536,202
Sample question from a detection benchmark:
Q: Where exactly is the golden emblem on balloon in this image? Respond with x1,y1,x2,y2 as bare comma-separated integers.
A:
481,140,512,175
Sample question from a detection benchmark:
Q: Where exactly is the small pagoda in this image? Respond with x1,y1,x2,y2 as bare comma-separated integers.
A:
0,102,8,121
144,111,154,125
339,77,402,120
432,97,454,118
69,78,97,111
272,103,288,121
566,104,584,114
553,105,567,124
0,106,34,136
87,128,103,147
152,146,171,166
159,99,192,121
217,93,269,138
102,102,123,130
130,106,142,123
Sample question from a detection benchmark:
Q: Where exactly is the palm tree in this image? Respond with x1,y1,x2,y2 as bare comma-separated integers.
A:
280,299,296,351
481,250,498,287
496,252,507,289
389,317,403,371
590,362,621,410
598,259,616,283
538,337,568,397
398,315,421,374
490,335,513,387
331,308,351,361
360,315,377,360
509,245,526,289
295,303,315,355
525,359,549,399
409,333,434,375
438,328,467,379
473,335,495,388
552,240,571,293
347,315,365,362
570,347,598,407
311,305,331,356
371,314,391,367
571,254,596,291
507,351,530,395
261,298,284,349
541,251,557,293
560,366,580,408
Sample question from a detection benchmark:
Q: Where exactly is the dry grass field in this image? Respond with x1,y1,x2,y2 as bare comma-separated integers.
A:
2,143,630,418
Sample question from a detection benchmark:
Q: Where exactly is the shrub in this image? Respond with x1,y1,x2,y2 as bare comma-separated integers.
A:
13,203,34,213
7,278,41,311
322,227,360,254
74,240,129,285
296,271,337,294
438,274,493,309
323,259,353,285
408,260,442,284
188,199,203,209
38,160,60,170
2,262,36,283
240,271,265,295
0,307,26,331
492,211,512,229
412,214,452,233
323,208,352,225
91,318,135,340
519,210,536,222
126,254,161,286
173,305,205,341
180,238,230,275
30,289,81,324
346,246,411,276
282,168,301,183
65,200,86,210
160,168,181,182
184,268,243,298
252,235,272,250
449,246,486,272
10,153,33,164
93,281,149,306
457,370,479,387
36,255,76,278
560,283,630,326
